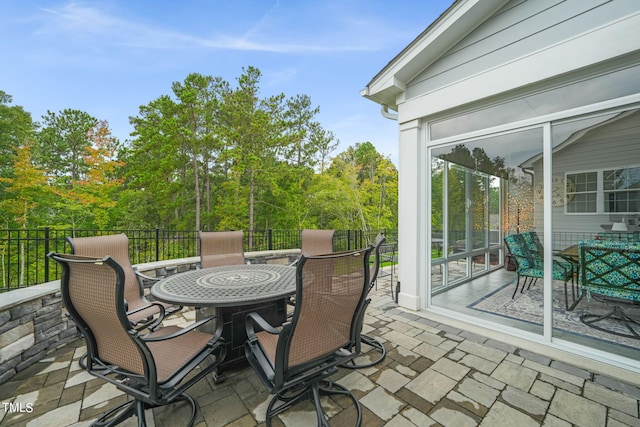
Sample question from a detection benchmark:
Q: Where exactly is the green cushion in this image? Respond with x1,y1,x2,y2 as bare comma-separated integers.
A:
505,232,573,281
578,240,640,302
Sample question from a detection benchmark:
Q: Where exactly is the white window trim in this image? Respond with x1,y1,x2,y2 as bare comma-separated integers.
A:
565,166,640,215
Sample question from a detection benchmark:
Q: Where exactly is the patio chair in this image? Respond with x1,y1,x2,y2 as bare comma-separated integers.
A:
198,230,246,268
342,233,387,369
300,229,335,257
48,252,226,427
245,246,373,426
288,229,335,306
504,232,574,307
67,233,182,330
378,240,397,300
578,240,640,339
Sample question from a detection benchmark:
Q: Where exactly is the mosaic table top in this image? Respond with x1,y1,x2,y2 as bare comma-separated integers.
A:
151,264,296,307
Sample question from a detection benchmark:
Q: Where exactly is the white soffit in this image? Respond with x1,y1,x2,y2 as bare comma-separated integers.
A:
361,0,509,110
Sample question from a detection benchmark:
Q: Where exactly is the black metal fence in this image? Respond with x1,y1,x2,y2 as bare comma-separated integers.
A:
0,228,397,292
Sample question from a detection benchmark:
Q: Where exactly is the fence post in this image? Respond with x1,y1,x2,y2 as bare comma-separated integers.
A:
268,229,273,251
44,227,50,282
347,230,352,250
155,228,160,261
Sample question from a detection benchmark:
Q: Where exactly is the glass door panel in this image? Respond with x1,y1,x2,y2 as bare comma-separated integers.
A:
447,164,471,285
430,128,543,336
551,109,640,358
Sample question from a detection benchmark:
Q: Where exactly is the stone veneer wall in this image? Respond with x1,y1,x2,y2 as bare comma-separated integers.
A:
0,281,76,384
0,249,300,384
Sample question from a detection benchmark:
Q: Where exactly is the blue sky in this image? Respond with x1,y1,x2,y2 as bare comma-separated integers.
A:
1,1,452,165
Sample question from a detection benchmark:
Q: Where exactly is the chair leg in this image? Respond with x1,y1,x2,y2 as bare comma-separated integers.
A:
525,277,537,291
266,386,310,426
341,335,386,369
93,399,140,427
92,394,196,427
266,380,362,427
311,383,330,427
512,276,521,298
318,380,361,427
580,306,640,340
564,279,583,311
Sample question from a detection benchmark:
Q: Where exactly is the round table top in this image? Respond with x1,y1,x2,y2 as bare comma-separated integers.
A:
151,264,297,307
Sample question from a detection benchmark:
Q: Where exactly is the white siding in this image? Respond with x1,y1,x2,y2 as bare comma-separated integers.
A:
533,111,640,233
405,0,639,102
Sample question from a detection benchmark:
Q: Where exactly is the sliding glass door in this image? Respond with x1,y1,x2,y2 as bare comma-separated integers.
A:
430,128,543,333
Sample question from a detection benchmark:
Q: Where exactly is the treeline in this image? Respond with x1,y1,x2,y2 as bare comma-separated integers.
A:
0,66,398,240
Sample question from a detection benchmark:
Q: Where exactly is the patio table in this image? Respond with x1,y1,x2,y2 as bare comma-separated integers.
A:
556,245,581,310
151,264,296,381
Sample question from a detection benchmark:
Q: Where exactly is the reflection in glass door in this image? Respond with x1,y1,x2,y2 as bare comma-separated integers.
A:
550,109,640,359
430,127,543,338
431,141,516,291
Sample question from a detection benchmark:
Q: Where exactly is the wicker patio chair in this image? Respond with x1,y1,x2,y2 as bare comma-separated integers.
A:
343,233,387,369
198,230,246,268
67,233,182,330
245,246,373,426
48,252,226,427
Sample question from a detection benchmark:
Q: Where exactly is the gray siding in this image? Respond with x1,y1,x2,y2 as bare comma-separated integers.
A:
532,110,640,234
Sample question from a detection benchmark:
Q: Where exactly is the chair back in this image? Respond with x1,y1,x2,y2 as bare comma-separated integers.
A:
199,231,246,268
521,231,543,257
369,233,387,289
579,240,640,300
300,229,334,256
67,234,145,311
505,233,538,270
50,253,146,376
284,247,372,371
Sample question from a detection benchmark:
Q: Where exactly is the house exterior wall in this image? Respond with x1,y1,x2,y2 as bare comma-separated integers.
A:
531,112,640,234
392,0,640,307
364,0,640,373
397,0,640,124
397,120,422,310
407,0,639,102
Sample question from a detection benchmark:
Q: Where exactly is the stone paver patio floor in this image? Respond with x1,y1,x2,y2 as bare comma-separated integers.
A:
1,268,639,426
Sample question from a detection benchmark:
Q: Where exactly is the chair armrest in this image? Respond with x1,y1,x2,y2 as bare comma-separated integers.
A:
552,258,571,272
126,301,167,324
128,301,167,331
141,314,224,343
245,312,283,342
133,269,161,283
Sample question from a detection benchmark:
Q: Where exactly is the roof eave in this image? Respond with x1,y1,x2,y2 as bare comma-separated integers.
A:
362,0,510,111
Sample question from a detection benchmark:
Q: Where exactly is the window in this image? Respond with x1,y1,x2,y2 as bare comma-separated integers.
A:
604,167,640,213
566,172,597,213
566,167,640,214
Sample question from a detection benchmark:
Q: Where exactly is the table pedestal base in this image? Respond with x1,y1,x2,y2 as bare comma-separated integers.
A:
197,299,288,382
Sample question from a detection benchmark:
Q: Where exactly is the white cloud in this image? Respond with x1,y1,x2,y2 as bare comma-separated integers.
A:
32,1,392,54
